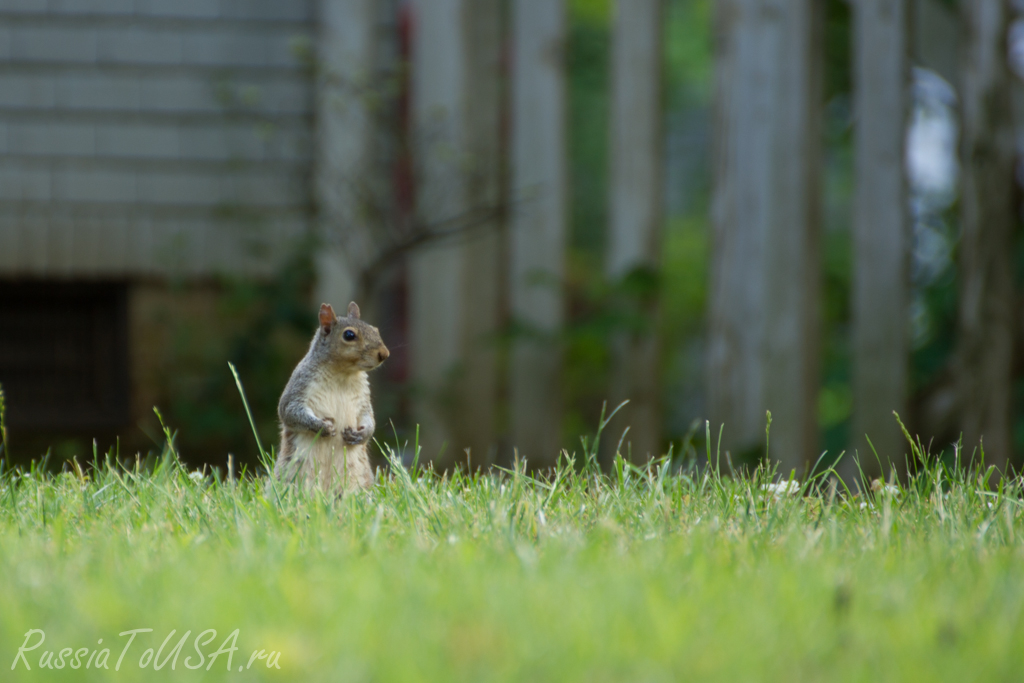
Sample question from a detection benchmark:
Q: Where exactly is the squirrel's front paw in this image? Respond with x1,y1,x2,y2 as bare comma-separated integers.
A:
342,425,369,445
319,417,337,438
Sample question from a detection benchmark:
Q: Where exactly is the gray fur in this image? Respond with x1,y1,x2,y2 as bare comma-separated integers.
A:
274,302,389,492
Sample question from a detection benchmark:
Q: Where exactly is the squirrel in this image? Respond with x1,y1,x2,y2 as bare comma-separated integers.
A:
274,301,389,493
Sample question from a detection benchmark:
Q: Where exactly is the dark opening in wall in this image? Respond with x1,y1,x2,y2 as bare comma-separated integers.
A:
0,281,130,430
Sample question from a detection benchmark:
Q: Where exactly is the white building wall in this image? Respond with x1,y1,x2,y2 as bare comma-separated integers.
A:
0,0,315,277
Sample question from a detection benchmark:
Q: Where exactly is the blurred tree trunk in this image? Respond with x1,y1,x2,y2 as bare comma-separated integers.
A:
848,0,910,482
510,0,568,468
602,0,664,466
709,0,823,473
410,0,502,467
957,0,1016,471
315,0,394,311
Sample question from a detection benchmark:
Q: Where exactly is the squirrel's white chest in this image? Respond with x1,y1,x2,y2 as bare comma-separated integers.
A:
304,372,368,430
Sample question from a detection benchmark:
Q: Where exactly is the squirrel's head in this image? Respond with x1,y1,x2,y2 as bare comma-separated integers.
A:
317,301,390,372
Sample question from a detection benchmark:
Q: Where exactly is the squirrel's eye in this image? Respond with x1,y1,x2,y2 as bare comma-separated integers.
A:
343,329,357,342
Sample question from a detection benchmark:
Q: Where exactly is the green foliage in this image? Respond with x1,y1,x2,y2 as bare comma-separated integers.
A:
1,423,1023,681
570,0,609,25
911,262,959,394
660,216,708,343
561,0,715,448
0,381,8,462
664,0,713,107
819,0,855,458
158,246,316,470
824,0,853,102
559,261,654,445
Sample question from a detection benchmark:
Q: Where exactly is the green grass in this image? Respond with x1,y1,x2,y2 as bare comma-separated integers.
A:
1,409,1024,681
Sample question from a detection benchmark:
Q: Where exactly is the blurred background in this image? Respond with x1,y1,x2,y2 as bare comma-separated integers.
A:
0,0,1022,479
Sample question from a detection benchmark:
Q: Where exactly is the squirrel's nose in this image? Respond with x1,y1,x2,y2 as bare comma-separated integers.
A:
378,347,390,363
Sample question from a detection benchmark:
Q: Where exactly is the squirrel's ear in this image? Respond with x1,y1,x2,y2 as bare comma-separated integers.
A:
319,303,337,330
347,301,361,319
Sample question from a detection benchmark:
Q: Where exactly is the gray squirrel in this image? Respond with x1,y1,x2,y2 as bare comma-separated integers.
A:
274,301,389,493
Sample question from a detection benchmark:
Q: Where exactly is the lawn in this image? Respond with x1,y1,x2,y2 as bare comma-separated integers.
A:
1,414,1023,682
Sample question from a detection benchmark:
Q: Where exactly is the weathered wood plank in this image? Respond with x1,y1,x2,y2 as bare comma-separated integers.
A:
509,0,568,468
410,0,502,466
849,0,909,479
956,0,1016,470
604,0,664,465
709,0,823,471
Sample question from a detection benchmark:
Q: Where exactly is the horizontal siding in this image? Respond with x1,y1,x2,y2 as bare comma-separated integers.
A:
1,0,313,23
3,19,312,70
0,159,309,206
1,120,310,162
0,0,314,278
0,206,308,276
0,71,312,115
